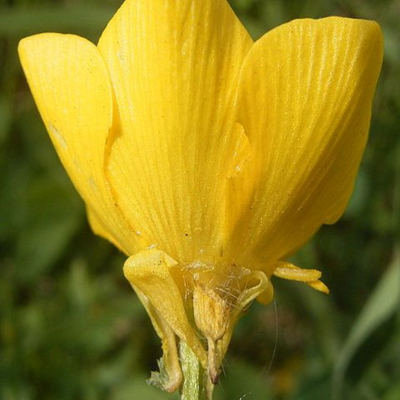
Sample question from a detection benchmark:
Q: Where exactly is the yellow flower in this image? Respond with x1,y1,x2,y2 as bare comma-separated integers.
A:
18,0,383,394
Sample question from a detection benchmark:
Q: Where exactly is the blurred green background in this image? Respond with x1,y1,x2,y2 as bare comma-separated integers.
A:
1,0,399,399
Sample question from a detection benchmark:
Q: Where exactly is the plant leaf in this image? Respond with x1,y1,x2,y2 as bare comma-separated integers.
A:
332,247,400,399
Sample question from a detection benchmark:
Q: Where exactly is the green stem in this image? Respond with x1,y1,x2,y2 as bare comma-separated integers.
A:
179,341,211,400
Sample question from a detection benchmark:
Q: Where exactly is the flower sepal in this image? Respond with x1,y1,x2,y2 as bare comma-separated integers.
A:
123,249,274,394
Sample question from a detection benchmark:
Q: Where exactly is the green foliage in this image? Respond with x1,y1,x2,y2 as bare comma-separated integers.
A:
1,0,399,399
333,250,400,400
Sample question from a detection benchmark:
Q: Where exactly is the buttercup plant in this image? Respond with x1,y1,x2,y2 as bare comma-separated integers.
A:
18,0,383,398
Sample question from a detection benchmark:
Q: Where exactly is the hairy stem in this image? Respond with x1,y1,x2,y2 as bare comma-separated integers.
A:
179,341,212,400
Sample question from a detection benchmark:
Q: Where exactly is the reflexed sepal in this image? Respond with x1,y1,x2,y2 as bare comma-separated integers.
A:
123,249,274,391
129,287,183,392
123,249,207,392
190,265,273,383
147,358,173,391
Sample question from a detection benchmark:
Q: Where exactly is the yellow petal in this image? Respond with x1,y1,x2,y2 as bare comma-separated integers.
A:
228,18,383,267
97,0,253,262
123,249,208,367
18,34,146,255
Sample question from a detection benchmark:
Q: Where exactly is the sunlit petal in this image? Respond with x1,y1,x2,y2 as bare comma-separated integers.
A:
228,18,383,269
97,0,253,262
18,34,145,254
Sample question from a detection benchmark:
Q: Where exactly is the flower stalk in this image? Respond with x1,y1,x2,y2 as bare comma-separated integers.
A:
180,341,210,400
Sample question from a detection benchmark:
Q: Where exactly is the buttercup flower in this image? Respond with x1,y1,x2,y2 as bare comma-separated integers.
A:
18,0,383,397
